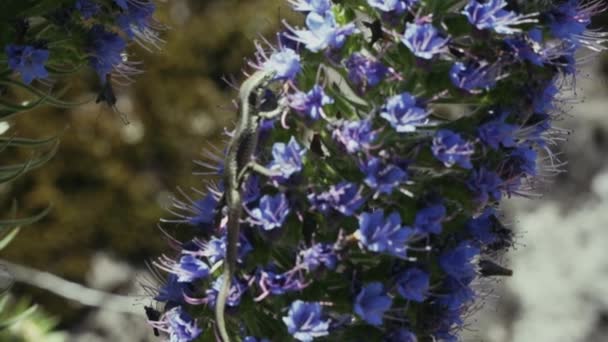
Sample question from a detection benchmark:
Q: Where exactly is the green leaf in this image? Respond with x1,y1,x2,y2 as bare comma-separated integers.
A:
0,304,38,330
0,227,21,251
0,206,52,232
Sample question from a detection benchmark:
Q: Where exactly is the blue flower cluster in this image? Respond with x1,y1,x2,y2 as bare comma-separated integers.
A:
2,0,161,87
151,0,606,341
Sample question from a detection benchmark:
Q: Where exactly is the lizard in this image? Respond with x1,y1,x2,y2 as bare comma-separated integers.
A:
215,69,283,342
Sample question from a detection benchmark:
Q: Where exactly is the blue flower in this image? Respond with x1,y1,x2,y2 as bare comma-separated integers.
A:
345,53,388,88
414,203,446,235
244,337,270,342
183,192,219,230
288,0,332,14
114,0,129,10
477,112,517,150
116,1,157,39
533,79,558,113
438,277,475,310
162,306,202,342
357,210,413,258
243,175,261,204
257,268,308,296
432,130,474,169
282,301,330,341
502,145,537,178
462,0,537,34
206,277,247,308
547,0,604,49
386,328,418,342
200,234,253,265
380,92,428,132
75,0,100,19
354,282,392,326
360,157,408,195
250,193,291,231
332,119,378,153
286,12,357,52
5,44,49,84
439,241,479,280
466,208,498,245
396,268,429,302
505,28,546,66
467,167,502,205
268,137,306,181
87,25,127,80
367,0,418,14
263,48,302,80
449,61,500,93
298,243,337,271
401,22,449,59
175,254,210,282
155,274,192,305
309,182,366,216
289,85,334,121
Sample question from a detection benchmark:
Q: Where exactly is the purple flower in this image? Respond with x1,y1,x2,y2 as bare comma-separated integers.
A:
286,12,357,52
439,241,480,280
466,208,498,245
250,193,291,231
502,145,537,178
477,112,517,150
547,0,605,49
449,61,500,93
206,277,247,308
289,85,334,120
161,306,202,342
332,119,378,153
345,53,388,87
386,328,418,342
114,0,129,10
432,130,475,169
263,48,302,80
462,0,537,34
174,254,210,282
360,157,408,195
288,0,332,14
356,210,413,258
154,274,192,305
414,203,446,235
243,175,261,204
75,0,100,19
183,193,219,230
87,25,127,80
257,269,308,296
438,277,476,310
200,234,253,266
533,79,558,113
354,282,392,326
401,23,449,60
380,92,429,132
117,1,156,38
309,182,366,216
505,28,546,66
396,268,430,302
367,0,418,14
268,137,307,181
282,301,330,341
467,167,502,205
298,243,337,271
5,44,49,84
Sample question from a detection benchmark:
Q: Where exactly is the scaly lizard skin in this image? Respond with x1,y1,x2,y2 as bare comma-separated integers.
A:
216,70,280,342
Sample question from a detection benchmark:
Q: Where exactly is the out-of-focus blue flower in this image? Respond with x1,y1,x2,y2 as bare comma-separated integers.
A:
250,193,291,231
449,61,500,93
117,1,156,38
309,182,366,216
298,243,337,271
547,0,604,49
75,0,100,19
354,282,392,326
345,53,388,87
88,25,127,80
360,157,408,195
289,85,334,121
263,48,302,80
466,207,498,245
414,203,446,235
438,277,475,311
505,28,546,66
533,79,558,113
282,301,330,342
462,0,536,34
396,268,429,302
206,277,247,308
502,145,537,178
175,255,210,283
432,129,475,169
288,0,332,14
268,137,306,181
161,306,202,342
114,0,129,10
439,241,479,280
467,167,502,205
286,12,357,52
380,92,428,132
5,44,49,84
185,193,218,230
477,112,517,150
332,119,378,153
357,210,413,258
386,328,418,342
401,23,449,59
367,0,418,14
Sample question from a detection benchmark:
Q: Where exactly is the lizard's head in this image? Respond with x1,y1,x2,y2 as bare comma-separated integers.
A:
241,70,279,112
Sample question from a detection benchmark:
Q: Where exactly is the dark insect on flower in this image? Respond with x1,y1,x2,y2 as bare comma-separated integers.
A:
478,259,513,277
95,76,130,124
362,19,384,46
144,306,161,336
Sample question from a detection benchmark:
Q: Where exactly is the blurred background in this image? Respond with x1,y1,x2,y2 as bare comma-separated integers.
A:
1,0,608,341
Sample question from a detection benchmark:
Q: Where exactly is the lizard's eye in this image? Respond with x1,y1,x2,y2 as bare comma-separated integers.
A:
248,92,258,106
